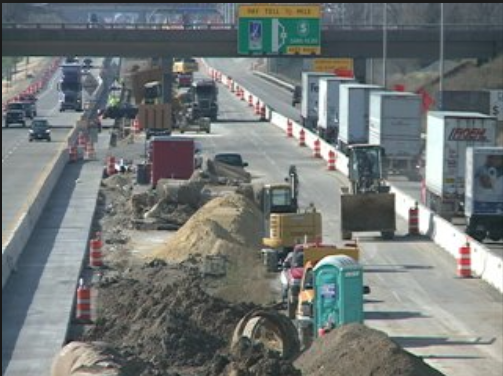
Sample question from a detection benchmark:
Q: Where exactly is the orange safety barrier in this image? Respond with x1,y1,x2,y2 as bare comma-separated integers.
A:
408,202,419,235
77,131,87,148
287,119,293,138
457,242,472,278
313,139,321,158
76,279,91,322
327,150,337,171
260,105,267,121
84,142,96,160
299,129,306,147
69,145,78,163
107,156,116,176
89,233,103,268
255,100,261,115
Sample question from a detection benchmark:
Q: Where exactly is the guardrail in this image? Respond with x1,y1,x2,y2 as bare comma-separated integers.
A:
202,60,503,293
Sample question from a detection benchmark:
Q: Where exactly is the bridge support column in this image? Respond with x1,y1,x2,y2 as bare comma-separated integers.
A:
162,57,173,104
354,58,366,84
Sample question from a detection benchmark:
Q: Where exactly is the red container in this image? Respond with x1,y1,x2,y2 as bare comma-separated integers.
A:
150,137,195,187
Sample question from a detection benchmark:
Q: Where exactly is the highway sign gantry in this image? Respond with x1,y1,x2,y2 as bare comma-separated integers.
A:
238,4,321,56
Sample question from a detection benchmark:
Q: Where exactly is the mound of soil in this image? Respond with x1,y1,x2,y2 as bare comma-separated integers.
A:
151,194,262,263
295,323,445,376
84,264,255,372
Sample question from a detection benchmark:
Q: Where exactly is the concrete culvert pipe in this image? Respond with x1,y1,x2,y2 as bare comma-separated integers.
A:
231,308,301,361
51,342,126,376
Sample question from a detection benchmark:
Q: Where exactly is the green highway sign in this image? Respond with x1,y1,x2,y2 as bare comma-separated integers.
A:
238,5,321,56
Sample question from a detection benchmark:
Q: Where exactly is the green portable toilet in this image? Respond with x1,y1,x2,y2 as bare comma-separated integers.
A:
313,255,364,336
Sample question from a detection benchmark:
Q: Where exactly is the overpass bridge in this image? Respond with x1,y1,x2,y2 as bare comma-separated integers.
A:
2,23,503,59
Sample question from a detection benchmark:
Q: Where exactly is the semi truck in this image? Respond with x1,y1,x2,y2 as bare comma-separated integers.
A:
464,146,503,242
369,92,423,181
187,80,218,121
425,112,497,220
317,77,354,144
300,72,333,130
337,83,382,154
58,62,83,112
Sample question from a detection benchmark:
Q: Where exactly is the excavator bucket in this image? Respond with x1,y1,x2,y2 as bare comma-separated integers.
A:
341,192,396,234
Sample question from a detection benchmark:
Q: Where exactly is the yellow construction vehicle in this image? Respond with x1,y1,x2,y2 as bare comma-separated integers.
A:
341,145,396,240
261,166,323,272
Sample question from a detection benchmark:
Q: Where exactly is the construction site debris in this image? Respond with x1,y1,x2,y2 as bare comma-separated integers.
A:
50,341,172,376
295,323,446,376
231,308,300,361
83,265,255,373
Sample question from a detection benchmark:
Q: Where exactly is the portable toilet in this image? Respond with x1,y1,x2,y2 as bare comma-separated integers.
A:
313,255,364,336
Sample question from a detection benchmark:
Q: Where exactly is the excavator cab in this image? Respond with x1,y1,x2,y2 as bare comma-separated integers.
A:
348,145,386,194
341,145,395,240
262,165,299,217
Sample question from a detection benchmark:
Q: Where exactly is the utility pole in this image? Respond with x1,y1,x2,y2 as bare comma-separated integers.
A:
382,3,388,88
439,3,445,110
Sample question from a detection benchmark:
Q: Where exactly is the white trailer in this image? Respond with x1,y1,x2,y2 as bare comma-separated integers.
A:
425,111,497,219
338,83,382,154
301,72,333,130
317,77,354,144
465,146,503,242
369,92,423,180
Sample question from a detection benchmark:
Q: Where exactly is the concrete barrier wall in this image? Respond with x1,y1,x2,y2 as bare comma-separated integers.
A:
2,128,76,288
1,76,107,289
203,61,503,294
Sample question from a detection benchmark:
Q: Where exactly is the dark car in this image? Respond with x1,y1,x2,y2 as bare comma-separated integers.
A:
292,85,301,107
214,153,248,168
29,118,51,142
5,109,26,128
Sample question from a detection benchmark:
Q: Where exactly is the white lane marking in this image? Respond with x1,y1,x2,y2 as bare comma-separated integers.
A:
2,137,25,164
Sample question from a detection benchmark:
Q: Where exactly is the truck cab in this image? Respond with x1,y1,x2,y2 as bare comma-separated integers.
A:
188,80,218,121
5,103,26,128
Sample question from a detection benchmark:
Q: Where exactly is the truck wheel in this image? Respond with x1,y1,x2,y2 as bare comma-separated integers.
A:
381,231,395,240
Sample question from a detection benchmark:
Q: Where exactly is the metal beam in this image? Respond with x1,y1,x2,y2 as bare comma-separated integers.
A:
2,25,502,59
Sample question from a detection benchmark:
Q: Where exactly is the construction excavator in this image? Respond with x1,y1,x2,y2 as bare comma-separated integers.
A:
261,166,322,271
340,145,396,240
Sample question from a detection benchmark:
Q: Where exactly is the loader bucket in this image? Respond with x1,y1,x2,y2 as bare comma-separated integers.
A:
341,193,396,233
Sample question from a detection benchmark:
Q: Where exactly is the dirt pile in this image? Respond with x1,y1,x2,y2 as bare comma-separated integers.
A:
151,193,262,262
203,338,301,376
84,264,255,373
295,323,445,376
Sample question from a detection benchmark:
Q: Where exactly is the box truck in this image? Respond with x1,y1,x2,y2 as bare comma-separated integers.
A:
465,147,503,242
317,77,354,144
369,92,423,180
337,83,382,154
301,72,333,130
149,136,195,187
425,112,497,219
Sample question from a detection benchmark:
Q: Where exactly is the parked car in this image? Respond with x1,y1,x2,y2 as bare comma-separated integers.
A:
29,118,51,142
214,153,248,168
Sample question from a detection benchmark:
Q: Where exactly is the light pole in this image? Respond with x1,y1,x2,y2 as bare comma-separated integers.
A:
439,3,445,110
382,3,388,88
